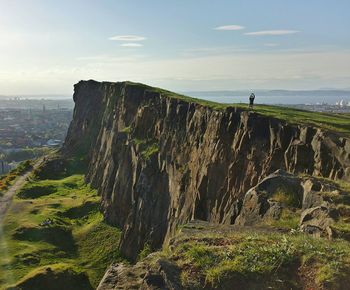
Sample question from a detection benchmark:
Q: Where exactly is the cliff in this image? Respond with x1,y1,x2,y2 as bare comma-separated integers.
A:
63,80,350,261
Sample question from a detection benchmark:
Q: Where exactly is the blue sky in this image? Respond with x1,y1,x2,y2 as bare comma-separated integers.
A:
0,0,349,94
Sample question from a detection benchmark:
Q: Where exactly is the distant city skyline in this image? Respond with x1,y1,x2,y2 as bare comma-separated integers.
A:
0,0,349,95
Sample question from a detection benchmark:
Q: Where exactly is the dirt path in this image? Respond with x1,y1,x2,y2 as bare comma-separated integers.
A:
0,160,42,221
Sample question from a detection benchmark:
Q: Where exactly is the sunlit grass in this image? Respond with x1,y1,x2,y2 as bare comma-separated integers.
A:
0,174,122,289
165,227,350,289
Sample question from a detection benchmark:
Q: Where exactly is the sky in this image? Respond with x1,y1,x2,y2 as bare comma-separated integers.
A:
0,0,349,95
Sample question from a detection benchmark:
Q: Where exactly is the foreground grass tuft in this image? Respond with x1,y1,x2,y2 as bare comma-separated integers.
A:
157,223,350,289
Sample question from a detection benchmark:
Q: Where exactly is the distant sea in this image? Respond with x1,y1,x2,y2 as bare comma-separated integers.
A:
184,90,350,105
1,90,350,108
0,98,74,110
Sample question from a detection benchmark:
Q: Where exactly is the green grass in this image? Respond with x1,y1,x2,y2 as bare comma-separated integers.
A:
141,143,159,160
12,263,93,290
125,81,350,135
0,174,122,289
166,228,350,289
121,126,132,133
239,104,350,135
132,138,159,161
265,208,301,230
137,243,152,261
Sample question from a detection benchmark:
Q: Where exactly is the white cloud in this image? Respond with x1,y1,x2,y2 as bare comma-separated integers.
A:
264,43,280,47
214,25,245,31
245,30,300,36
120,43,143,47
109,35,146,41
76,55,143,62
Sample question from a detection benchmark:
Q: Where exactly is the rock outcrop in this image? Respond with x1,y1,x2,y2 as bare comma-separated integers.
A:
235,170,303,226
234,169,342,238
62,80,350,261
97,256,182,290
300,205,339,238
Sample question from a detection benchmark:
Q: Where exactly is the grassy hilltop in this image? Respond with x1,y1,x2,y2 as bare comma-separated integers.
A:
126,81,350,135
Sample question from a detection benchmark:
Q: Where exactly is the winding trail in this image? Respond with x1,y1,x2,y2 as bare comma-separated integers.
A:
0,159,42,221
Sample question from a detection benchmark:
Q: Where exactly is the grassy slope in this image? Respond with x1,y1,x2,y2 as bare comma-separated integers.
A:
125,81,350,135
147,222,350,290
0,174,122,289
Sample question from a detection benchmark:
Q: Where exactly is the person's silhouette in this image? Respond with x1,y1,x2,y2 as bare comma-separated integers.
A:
249,93,255,109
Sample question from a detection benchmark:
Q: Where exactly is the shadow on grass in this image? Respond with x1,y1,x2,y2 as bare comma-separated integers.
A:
13,225,77,254
59,201,99,219
33,156,88,180
17,185,57,199
11,264,94,290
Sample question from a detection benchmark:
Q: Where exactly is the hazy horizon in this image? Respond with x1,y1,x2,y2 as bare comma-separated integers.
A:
1,86,350,100
1,87,350,106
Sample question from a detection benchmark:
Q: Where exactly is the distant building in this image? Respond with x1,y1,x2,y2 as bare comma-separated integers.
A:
0,160,13,174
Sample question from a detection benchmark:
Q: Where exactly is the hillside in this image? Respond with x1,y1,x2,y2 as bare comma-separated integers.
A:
2,80,350,289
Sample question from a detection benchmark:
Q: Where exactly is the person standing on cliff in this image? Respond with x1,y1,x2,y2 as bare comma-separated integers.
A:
249,93,255,109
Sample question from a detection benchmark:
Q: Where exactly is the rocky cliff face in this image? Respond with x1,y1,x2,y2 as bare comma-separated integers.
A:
63,80,350,261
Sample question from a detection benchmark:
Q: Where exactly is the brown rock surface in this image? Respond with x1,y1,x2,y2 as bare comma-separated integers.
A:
97,256,181,290
300,205,339,238
234,170,303,225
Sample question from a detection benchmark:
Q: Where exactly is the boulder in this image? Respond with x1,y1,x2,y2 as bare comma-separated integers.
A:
235,170,303,226
299,205,339,239
97,256,182,290
301,178,339,209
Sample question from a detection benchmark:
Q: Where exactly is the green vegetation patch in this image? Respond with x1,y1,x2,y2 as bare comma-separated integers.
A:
241,104,350,135
17,184,57,199
137,243,153,261
132,138,159,161
141,143,159,160
13,225,75,253
264,208,300,230
59,201,99,219
121,125,132,133
32,155,88,180
10,263,93,290
271,185,302,208
0,174,122,289
157,225,350,289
